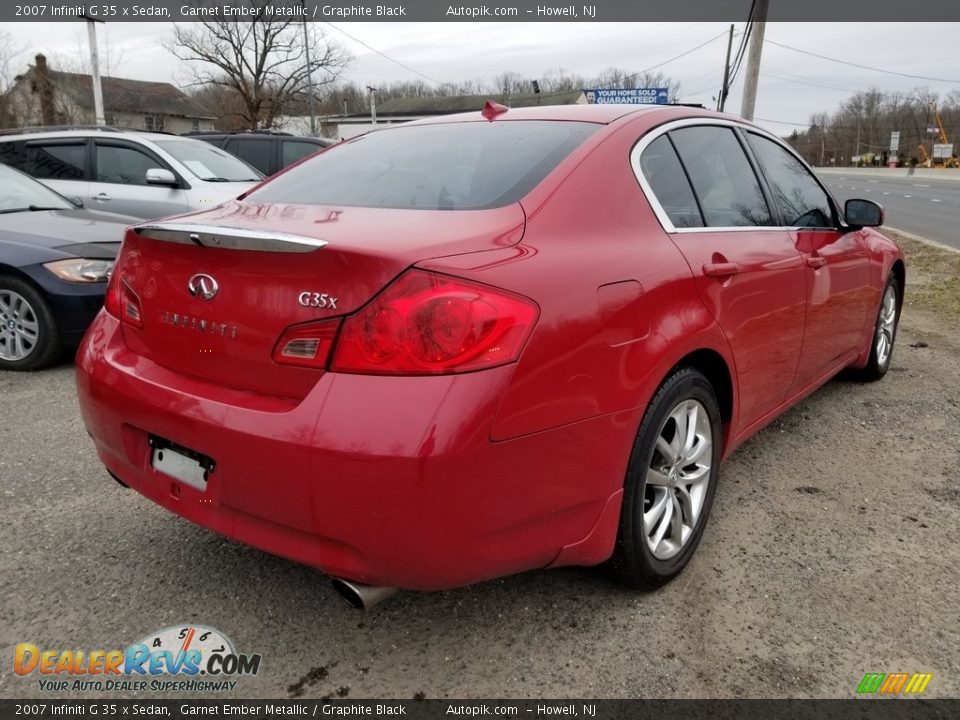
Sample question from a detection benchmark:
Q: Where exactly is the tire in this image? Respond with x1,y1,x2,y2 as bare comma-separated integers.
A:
0,275,61,371
610,368,722,589
850,274,900,383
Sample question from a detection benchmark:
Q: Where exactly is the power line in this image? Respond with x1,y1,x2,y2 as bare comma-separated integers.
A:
727,3,754,85
765,39,960,85
759,71,856,95
325,23,444,86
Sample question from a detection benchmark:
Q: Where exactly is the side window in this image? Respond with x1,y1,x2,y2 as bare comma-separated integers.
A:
95,144,160,186
236,139,272,175
746,133,835,228
669,126,772,227
0,141,24,170
25,143,87,180
638,135,704,228
281,140,322,168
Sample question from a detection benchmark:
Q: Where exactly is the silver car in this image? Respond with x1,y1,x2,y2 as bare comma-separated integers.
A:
0,127,263,220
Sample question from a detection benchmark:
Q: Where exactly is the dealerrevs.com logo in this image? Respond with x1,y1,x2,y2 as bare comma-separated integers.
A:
14,625,262,692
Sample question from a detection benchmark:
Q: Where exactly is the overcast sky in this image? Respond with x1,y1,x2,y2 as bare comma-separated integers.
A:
8,21,960,134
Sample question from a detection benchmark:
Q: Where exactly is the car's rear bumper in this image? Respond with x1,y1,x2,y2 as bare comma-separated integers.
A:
76,311,640,590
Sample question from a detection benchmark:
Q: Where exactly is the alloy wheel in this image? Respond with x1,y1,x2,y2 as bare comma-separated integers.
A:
643,399,713,560
0,290,40,362
875,284,897,368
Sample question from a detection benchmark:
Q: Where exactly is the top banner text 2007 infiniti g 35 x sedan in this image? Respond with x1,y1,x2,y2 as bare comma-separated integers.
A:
75,103,903,608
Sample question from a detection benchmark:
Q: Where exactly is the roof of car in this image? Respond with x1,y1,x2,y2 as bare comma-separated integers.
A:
404,103,714,126
0,127,183,142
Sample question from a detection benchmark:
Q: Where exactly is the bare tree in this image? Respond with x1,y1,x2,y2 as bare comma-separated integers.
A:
0,30,26,126
167,3,351,130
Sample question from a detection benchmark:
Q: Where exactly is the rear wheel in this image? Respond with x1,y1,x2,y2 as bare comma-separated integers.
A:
0,276,60,371
610,368,722,589
851,274,900,382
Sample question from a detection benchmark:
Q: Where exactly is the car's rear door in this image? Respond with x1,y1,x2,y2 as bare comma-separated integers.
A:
636,123,806,429
23,138,90,202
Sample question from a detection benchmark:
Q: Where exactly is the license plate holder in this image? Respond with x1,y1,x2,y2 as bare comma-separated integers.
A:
149,436,215,492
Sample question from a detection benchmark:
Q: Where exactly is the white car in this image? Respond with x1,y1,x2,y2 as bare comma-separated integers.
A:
0,127,263,220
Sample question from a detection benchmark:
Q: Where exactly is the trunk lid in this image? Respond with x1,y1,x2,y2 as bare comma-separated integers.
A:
116,200,525,399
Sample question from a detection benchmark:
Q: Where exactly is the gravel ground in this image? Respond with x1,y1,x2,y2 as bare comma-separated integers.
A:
1,237,958,700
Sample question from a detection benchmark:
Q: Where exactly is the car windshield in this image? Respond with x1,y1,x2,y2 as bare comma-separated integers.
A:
151,139,263,182
247,120,599,210
0,163,75,213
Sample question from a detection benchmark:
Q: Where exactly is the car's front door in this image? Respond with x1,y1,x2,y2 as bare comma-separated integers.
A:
90,140,190,220
638,125,807,429
743,132,872,390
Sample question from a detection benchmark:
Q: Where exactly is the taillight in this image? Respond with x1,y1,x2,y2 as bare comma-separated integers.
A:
330,270,538,375
103,269,143,328
272,319,340,369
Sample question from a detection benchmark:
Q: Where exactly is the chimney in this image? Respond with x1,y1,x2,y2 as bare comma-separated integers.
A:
35,53,56,126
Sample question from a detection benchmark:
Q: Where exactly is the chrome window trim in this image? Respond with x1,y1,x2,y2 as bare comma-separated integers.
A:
134,222,328,253
630,117,842,235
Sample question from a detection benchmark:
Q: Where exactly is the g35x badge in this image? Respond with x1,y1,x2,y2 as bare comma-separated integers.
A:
298,291,339,309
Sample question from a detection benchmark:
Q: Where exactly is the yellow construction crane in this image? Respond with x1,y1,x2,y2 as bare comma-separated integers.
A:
928,103,959,168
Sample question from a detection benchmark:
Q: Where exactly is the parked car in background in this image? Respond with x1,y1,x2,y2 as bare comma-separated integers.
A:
185,131,334,177
0,163,134,370
0,127,262,220
76,104,903,607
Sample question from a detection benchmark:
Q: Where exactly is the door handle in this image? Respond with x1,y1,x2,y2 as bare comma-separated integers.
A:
91,192,111,201
702,262,741,278
805,255,828,269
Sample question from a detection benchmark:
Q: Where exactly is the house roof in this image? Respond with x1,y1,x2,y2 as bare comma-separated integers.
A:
371,92,584,116
24,67,215,120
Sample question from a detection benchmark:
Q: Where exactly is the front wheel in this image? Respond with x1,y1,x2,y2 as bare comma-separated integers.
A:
610,368,722,589
851,274,900,382
0,276,60,371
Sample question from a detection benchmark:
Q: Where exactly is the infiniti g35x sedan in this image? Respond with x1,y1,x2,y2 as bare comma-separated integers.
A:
75,103,903,606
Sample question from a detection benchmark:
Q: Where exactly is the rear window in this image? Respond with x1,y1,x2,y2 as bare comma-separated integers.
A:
248,121,599,211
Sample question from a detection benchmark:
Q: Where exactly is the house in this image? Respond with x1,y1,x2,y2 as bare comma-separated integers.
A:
4,54,215,134
318,91,586,140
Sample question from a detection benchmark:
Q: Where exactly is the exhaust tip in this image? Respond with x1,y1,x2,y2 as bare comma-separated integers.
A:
331,578,398,610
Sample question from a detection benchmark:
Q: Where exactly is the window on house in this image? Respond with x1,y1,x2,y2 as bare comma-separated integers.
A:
144,114,165,132
191,119,201,132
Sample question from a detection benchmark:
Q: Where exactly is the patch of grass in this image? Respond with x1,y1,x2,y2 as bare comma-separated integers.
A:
882,230,960,320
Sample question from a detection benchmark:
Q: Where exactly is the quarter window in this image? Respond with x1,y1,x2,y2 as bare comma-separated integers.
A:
669,126,772,227
638,135,704,228
746,133,835,228
281,140,322,168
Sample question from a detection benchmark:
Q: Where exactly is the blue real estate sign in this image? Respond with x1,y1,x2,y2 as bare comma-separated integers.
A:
583,88,669,104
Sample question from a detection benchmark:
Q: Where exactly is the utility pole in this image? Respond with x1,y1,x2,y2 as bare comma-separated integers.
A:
301,1,317,136
367,86,377,128
81,16,105,125
718,24,734,112
739,0,768,122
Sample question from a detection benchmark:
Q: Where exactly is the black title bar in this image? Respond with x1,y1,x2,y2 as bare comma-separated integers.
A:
2,699,958,719
6,0,960,22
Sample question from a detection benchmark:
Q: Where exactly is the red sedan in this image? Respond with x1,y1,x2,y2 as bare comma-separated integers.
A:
75,104,903,607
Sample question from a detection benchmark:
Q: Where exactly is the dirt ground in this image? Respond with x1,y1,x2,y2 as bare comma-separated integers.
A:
1,230,958,700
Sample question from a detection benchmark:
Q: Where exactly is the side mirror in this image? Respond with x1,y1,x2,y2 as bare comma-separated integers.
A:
67,195,84,208
145,168,178,186
845,199,883,228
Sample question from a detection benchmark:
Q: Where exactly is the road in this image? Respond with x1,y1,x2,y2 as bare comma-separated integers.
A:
2,303,960,700
820,171,960,250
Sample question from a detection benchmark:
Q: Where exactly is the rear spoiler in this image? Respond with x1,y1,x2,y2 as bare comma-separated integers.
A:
134,222,328,253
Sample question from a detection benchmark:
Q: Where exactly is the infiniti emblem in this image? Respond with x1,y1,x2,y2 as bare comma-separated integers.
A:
187,273,219,300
